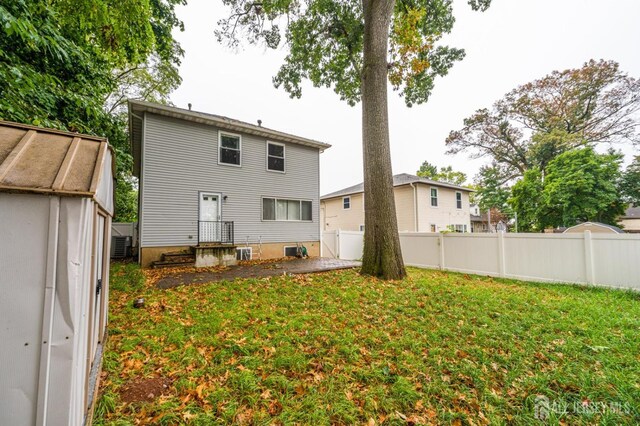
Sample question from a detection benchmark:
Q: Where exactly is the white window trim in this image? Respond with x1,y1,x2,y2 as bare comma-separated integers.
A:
266,140,286,173
430,187,438,208
343,196,351,210
261,197,313,222
236,247,252,260
456,191,462,209
218,131,242,167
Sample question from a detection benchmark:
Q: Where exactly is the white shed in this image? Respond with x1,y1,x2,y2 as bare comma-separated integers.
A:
0,121,115,425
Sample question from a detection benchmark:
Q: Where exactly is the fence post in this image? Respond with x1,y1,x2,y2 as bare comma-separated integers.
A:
497,231,506,278
438,233,445,270
584,230,595,285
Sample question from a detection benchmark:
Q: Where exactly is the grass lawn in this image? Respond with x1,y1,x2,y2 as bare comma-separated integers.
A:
95,262,640,425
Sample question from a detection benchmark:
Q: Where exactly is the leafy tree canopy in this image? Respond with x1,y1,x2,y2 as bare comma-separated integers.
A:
0,0,185,221
217,0,491,107
473,164,510,214
621,155,640,207
446,60,640,182
508,147,625,230
416,161,466,185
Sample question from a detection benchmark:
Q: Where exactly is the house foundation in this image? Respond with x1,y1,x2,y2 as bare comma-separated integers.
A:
140,241,320,268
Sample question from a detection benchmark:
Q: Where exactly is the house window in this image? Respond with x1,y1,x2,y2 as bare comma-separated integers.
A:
359,224,365,232
236,247,252,260
430,188,438,207
219,132,241,166
452,224,467,233
262,198,312,221
284,246,299,257
267,141,285,172
430,224,436,232
343,196,351,209
456,192,462,209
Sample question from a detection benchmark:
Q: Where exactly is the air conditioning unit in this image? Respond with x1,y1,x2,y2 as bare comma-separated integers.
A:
111,236,132,258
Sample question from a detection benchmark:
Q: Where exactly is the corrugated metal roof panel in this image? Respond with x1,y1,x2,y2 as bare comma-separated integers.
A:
0,121,114,209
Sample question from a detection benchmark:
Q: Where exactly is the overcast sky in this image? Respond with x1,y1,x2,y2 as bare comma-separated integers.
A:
170,0,640,195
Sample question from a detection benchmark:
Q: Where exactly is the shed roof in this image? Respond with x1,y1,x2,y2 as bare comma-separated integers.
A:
563,221,624,234
321,173,473,200
128,100,331,177
0,121,114,210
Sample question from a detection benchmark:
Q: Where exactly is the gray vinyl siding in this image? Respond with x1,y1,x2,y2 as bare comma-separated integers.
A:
140,113,320,247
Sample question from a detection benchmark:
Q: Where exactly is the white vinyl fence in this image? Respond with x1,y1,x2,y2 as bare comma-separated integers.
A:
322,230,640,290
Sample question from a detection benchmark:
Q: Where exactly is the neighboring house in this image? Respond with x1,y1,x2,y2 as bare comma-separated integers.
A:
0,121,114,425
619,206,640,233
129,100,330,267
320,173,472,233
470,204,490,233
563,222,624,234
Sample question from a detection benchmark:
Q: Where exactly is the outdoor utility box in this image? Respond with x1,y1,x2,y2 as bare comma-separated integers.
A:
111,235,132,258
0,121,115,425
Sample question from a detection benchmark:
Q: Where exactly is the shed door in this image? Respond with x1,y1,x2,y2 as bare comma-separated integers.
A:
91,215,105,361
199,193,221,243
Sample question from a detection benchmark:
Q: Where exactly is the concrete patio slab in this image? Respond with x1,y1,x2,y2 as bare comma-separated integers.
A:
155,257,361,289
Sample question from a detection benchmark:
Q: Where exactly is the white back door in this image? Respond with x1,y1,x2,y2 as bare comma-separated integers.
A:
199,193,221,242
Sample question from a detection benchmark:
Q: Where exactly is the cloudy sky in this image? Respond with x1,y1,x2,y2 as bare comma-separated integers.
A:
170,0,640,195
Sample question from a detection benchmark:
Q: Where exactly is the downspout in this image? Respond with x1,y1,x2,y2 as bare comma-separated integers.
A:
409,183,418,232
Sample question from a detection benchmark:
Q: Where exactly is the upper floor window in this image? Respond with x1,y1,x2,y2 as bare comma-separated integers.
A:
456,191,462,209
219,132,241,166
267,141,285,172
343,196,351,209
430,188,438,207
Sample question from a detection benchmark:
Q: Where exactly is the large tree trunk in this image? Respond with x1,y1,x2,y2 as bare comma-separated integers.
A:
360,0,406,280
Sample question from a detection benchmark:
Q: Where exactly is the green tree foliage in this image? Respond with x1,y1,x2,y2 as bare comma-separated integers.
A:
217,0,491,278
473,165,510,213
508,148,625,230
621,156,640,207
416,161,466,185
0,0,185,221
447,60,640,181
508,168,543,232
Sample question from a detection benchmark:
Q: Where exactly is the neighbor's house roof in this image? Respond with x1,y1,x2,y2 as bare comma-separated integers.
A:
621,206,640,219
128,100,331,177
0,121,114,208
321,173,473,200
563,221,624,234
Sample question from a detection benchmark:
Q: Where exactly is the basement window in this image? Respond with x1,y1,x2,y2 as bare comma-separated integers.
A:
236,247,252,260
284,246,298,257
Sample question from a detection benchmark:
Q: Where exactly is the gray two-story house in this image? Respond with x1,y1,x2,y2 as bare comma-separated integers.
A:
128,100,330,267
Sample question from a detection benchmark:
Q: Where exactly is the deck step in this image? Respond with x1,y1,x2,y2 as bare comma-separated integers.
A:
162,253,195,262
152,259,195,269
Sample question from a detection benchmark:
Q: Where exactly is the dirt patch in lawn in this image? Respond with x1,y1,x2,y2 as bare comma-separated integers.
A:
119,377,172,403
